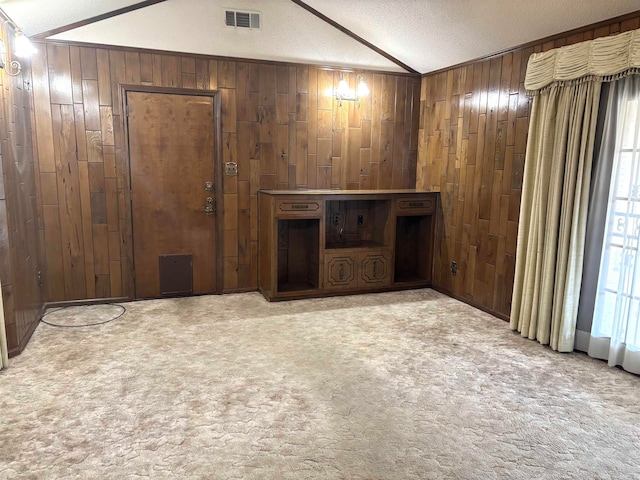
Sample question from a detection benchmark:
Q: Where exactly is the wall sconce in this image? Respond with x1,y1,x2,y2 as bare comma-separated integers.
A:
336,74,370,107
0,20,36,77
0,38,21,76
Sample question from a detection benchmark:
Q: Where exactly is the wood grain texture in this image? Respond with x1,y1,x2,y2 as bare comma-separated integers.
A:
258,190,436,300
128,91,216,298
0,15,45,355
30,40,420,299
415,14,640,318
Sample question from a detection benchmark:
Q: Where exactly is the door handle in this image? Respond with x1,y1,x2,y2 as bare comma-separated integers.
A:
204,197,215,215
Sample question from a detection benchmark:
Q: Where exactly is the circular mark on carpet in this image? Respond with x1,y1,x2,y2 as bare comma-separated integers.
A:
41,304,126,328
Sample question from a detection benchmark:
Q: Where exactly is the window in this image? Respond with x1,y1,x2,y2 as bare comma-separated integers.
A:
591,89,640,355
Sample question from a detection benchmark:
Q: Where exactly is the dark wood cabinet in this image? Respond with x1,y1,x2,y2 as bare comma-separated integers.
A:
258,190,439,301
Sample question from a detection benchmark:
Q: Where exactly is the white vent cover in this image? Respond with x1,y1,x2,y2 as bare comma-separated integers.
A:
225,10,261,29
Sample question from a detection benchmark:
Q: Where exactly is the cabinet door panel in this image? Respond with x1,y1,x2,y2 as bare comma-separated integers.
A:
359,252,392,287
324,253,358,289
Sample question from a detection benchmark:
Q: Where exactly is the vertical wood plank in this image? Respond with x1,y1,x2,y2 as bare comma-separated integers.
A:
31,46,56,173
52,104,86,299
47,44,73,104
69,46,83,103
109,50,126,116
140,53,154,83
96,49,112,106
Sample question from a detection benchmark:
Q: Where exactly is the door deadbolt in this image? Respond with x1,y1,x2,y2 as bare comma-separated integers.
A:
205,181,213,191
204,197,215,215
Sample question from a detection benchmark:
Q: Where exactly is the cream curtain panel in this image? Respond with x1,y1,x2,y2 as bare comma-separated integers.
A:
510,82,600,351
511,28,640,351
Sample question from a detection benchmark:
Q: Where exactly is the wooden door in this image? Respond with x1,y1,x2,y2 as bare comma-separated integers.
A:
127,91,217,298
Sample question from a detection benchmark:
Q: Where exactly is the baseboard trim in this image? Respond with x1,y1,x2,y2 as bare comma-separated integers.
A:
45,297,131,309
430,285,510,322
222,287,257,294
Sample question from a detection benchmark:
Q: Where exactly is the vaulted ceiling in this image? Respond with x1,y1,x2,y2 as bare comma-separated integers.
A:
1,0,639,74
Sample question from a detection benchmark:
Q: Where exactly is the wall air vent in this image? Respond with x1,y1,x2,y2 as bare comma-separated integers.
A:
225,10,261,29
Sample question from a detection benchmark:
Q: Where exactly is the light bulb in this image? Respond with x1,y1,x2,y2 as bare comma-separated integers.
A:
14,31,36,59
357,78,370,97
336,77,349,97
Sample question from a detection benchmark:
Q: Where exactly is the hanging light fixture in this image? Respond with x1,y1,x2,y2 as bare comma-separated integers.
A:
0,20,36,77
335,73,370,107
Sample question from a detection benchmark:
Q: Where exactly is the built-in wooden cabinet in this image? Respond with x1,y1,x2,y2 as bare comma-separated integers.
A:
258,190,439,301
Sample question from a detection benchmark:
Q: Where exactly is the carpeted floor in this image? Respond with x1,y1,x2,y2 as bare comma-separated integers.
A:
1,289,639,479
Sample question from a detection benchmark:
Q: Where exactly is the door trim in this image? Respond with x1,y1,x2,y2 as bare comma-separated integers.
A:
120,84,224,297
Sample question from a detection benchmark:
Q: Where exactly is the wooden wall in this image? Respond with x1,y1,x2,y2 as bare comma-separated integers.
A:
30,41,421,301
416,13,640,318
0,15,44,355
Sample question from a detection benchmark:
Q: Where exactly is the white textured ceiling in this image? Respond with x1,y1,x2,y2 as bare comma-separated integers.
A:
49,0,402,72
302,0,640,73
1,0,639,74
0,0,142,36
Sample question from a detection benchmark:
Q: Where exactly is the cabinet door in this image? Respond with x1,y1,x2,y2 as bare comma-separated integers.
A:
324,253,358,289
359,252,392,287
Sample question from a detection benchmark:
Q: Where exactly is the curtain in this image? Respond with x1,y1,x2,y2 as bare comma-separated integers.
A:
586,75,640,375
0,283,8,369
513,27,640,353
510,81,600,351
524,29,640,93
576,82,623,347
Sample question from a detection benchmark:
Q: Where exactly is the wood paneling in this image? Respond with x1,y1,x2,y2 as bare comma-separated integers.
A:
0,15,45,355
31,41,421,299
416,14,640,318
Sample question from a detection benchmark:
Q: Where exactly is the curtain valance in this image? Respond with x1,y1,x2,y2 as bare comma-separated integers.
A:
525,28,640,94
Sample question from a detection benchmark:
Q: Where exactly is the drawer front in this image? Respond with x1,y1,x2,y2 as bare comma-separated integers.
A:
275,199,322,217
324,253,358,289
396,196,435,215
358,251,392,287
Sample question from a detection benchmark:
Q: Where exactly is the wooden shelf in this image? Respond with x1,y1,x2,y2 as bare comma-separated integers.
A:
277,281,318,293
258,189,438,301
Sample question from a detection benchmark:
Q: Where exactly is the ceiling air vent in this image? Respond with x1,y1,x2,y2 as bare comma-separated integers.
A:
225,10,261,29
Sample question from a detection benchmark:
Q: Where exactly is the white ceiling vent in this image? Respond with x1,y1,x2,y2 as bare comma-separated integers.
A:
225,10,261,29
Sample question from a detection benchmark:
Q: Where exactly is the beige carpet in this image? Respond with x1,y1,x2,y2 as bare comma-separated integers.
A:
1,289,639,479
